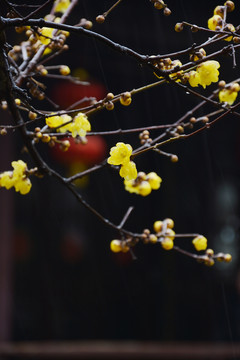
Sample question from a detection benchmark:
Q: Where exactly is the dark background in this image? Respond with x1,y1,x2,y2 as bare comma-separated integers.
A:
1,0,240,344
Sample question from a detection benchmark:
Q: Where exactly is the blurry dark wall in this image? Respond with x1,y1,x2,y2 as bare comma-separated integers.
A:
1,0,240,343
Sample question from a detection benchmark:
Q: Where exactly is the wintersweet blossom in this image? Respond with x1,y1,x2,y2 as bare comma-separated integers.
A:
38,27,54,45
219,88,239,105
70,113,91,138
46,114,68,128
119,161,137,181
147,172,162,190
192,236,208,251
0,160,32,195
188,61,220,89
208,14,222,30
107,142,132,165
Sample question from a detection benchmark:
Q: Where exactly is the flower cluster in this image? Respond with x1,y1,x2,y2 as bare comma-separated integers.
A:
219,82,240,105
0,160,32,195
124,171,162,196
45,112,91,139
208,2,235,41
188,60,220,88
153,58,183,81
153,218,175,250
107,142,137,181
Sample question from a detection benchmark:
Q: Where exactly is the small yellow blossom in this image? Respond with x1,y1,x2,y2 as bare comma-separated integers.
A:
0,171,15,189
14,178,32,195
138,181,152,196
54,0,71,13
58,114,72,132
197,61,220,88
188,71,201,87
0,160,32,195
219,88,239,105
208,14,222,30
119,161,137,181
124,179,139,194
46,114,65,128
38,27,54,45
188,61,220,89
146,172,162,190
192,236,208,251
70,113,91,138
108,142,132,165
12,160,27,178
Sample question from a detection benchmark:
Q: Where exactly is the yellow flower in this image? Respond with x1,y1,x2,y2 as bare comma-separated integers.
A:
208,15,222,30
0,160,32,195
119,161,137,181
188,71,201,87
138,181,152,196
107,142,132,165
14,178,32,195
219,88,238,105
197,60,220,88
46,114,64,128
124,179,139,194
188,61,220,89
38,27,54,45
70,113,91,138
0,171,15,189
46,114,72,131
146,172,162,190
58,114,72,132
192,236,207,251
54,0,71,13
12,160,27,178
